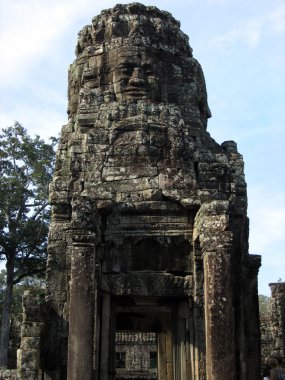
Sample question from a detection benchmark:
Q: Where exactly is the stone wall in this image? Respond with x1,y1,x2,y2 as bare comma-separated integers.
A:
261,282,285,368
7,291,44,380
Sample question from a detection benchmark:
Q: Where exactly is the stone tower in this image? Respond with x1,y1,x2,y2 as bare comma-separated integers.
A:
43,3,261,379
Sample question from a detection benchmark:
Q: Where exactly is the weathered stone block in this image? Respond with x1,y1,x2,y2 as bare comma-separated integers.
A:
20,322,44,338
0,369,19,380
18,349,39,371
18,369,38,380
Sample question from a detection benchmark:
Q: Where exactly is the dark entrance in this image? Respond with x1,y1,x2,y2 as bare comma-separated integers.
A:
115,331,157,379
112,296,181,380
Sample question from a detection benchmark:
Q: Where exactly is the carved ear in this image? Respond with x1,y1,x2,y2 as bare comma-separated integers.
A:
111,21,128,37
94,28,105,44
75,42,82,56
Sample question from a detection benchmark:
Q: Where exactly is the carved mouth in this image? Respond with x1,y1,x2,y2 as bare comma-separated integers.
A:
125,87,150,96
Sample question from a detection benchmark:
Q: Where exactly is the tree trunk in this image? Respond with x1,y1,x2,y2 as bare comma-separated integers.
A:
0,257,15,368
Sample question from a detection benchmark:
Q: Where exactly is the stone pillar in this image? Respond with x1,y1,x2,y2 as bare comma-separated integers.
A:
17,291,44,380
268,282,285,360
158,313,173,380
204,249,235,380
188,299,195,380
194,201,236,380
260,282,285,371
67,243,95,380
158,333,173,379
243,255,261,380
44,214,71,378
100,293,111,380
176,300,192,379
192,240,206,380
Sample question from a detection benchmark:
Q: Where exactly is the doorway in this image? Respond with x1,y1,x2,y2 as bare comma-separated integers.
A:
115,331,157,379
114,297,174,380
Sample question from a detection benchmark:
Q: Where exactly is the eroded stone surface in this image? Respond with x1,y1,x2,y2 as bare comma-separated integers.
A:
261,282,285,371
18,3,261,380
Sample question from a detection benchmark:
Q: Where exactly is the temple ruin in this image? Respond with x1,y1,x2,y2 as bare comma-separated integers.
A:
17,3,262,379
260,282,285,371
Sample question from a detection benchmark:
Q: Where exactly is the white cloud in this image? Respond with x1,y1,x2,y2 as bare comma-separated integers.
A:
213,20,262,49
269,4,285,34
0,104,66,140
247,187,285,295
249,206,285,252
28,83,67,108
207,0,229,4
212,3,285,49
0,2,70,85
0,77,68,136
248,188,285,250
247,182,285,294
0,0,121,87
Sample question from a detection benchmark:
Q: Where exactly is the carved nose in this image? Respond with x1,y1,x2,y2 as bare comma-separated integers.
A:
129,68,145,86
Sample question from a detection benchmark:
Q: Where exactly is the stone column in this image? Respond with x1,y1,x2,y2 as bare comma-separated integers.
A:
67,243,95,380
44,219,71,378
176,300,192,380
243,255,261,380
194,201,236,380
268,283,285,360
17,291,44,380
100,293,111,380
203,249,235,380
158,313,173,380
192,240,206,380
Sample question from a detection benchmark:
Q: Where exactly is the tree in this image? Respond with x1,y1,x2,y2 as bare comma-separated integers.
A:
0,269,46,325
258,294,270,315
0,122,56,367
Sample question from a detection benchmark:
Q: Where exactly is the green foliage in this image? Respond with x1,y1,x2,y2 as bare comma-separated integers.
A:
0,122,56,366
0,122,57,281
259,294,270,315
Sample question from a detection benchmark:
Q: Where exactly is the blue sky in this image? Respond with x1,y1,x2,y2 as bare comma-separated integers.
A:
0,0,284,296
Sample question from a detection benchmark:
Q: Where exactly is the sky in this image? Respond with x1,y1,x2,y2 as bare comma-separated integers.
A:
0,0,284,296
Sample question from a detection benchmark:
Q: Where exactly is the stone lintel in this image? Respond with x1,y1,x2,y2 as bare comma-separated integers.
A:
112,200,190,214
102,272,193,297
269,282,285,289
72,232,97,245
72,241,95,248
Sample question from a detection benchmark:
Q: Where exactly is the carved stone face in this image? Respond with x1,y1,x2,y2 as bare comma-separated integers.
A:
112,53,160,101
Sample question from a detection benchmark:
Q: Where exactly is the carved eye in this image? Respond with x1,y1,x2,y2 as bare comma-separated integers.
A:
120,67,132,76
142,63,154,77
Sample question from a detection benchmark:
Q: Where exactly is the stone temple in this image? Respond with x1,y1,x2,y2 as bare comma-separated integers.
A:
19,3,262,380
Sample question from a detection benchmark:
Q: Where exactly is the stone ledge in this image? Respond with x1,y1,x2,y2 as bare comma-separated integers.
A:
0,370,18,380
